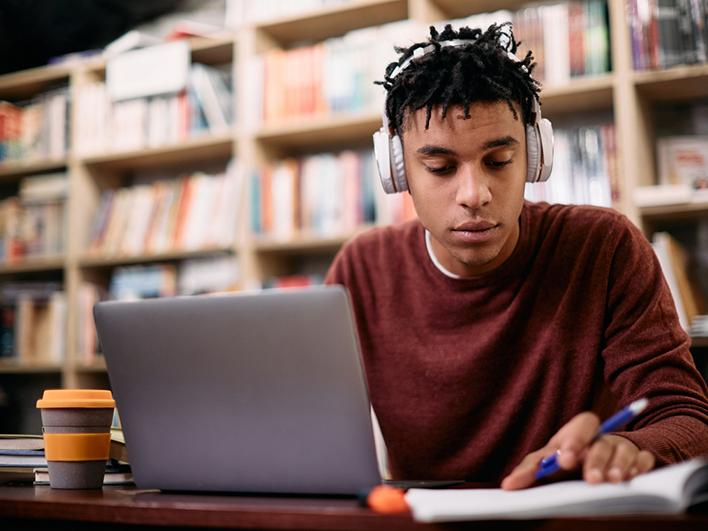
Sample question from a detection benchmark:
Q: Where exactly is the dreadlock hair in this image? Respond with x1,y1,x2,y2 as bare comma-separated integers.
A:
376,22,541,133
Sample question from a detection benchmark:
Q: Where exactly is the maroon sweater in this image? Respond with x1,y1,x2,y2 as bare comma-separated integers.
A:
325,201,708,484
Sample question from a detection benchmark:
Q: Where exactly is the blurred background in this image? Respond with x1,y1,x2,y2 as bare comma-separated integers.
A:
0,0,706,433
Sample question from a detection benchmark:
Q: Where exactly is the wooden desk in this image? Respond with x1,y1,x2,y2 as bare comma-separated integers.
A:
0,484,706,531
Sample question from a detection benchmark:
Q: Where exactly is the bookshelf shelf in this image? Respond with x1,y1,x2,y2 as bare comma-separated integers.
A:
0,256,65,275
256,0,408,46
189,35,236,64
638,201,708,221
0,361,63,374
79,132,235,171
255,111,380,150
0,64,71,99
82,35,236,74
429,0,529,19
78,247,236,268
75,357,107,373
253,228,370,253
633,64,708,102
541,74,615,116
0,158,67,180
693,337,708,349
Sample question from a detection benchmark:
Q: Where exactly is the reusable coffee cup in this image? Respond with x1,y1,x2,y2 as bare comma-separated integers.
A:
36,389,115,489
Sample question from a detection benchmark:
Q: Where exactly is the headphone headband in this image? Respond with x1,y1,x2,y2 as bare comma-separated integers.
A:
373,33,554,193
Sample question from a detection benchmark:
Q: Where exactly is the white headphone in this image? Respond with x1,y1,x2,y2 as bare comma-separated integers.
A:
373,40,554,194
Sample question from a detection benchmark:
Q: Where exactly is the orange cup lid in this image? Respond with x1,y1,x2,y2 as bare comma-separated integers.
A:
36,389,115,409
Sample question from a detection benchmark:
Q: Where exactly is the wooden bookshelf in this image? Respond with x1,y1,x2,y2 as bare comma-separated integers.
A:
256,0,408,46
541,74,615,116
693,337,708,349
79,132,235,172
0,159,67,180
633,63,708,102
255,111,381,150
0,361,63,374
429,0,529,19
79,247,237,268
0,63,71,99
75,357,107,373
0,0,706,402
253,229,371,253
639,201,708,222
0,257,65,275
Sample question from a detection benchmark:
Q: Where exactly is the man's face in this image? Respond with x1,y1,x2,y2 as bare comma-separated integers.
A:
401,101,527,277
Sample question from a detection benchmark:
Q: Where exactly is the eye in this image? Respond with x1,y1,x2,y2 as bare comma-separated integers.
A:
425,165,455,175
486,158,513,169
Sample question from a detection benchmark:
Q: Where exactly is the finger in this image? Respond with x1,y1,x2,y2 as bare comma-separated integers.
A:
583,437,614,484
605,438,638,483
554,412,601,470
634,451,655,476
501,449,551,490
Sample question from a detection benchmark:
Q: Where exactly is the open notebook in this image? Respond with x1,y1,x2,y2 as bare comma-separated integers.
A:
406,458,708,521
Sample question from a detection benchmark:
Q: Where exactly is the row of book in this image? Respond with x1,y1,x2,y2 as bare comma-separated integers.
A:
628,0,708,70
0,173,67,262
0,282,65,364
524,123,619,207
252,20,418,124
88,167,242,257
250,149,415,239
75,63,233,156
76,256,240,361
0,88,69,163
458,1,610,85
252,1,611,124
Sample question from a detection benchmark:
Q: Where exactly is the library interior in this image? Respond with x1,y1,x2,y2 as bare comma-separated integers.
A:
0,0,708,527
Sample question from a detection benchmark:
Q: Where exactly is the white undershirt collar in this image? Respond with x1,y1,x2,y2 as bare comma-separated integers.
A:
424,229,462,279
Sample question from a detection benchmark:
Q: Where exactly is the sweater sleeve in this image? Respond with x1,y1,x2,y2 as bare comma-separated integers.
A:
601,216,708,464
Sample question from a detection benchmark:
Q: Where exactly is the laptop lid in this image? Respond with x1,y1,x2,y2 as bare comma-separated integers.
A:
94,285,381,495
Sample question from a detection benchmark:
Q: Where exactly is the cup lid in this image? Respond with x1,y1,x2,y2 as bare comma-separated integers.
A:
36,389,115,409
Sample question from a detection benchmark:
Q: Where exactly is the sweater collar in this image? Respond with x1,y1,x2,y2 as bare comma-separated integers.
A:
420,202,533,286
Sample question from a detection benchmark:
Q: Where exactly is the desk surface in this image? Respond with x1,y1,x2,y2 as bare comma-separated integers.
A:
1,484,707,531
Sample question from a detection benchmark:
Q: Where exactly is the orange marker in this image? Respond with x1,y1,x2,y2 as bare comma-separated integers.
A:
364,485,409,514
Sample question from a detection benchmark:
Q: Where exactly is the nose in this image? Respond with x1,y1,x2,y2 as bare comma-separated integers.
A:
455,163,491,209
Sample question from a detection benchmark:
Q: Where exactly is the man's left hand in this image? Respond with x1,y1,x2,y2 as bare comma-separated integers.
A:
500,412,655,490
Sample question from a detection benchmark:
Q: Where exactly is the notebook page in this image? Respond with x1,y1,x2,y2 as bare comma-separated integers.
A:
627,457,708,507
406,480,674,522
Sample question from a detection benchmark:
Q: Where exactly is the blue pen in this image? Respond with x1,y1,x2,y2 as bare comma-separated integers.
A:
535,398,649,480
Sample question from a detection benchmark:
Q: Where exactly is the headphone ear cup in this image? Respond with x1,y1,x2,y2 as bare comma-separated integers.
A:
373,128,396,194
525,124,541,183
536,118,554,182
390,134,408,193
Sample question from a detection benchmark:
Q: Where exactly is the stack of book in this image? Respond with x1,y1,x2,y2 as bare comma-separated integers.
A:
525,123,618,207
0,173,67,263
87,168,242,257
628,0,708,70
75,62,233,156
0,433,133,486
0,88,70,164
0,282,65,365
251,149,415,239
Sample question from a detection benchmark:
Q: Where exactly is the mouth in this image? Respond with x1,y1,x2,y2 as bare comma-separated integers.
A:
450,220,500,243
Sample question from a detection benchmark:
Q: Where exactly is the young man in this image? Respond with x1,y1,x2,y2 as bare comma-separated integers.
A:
325,24,708,489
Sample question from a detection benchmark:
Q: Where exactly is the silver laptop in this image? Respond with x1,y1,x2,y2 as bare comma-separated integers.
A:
94,285,381,495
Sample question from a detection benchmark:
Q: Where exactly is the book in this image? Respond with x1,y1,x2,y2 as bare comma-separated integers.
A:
406,458,708,521
33,467,134,486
